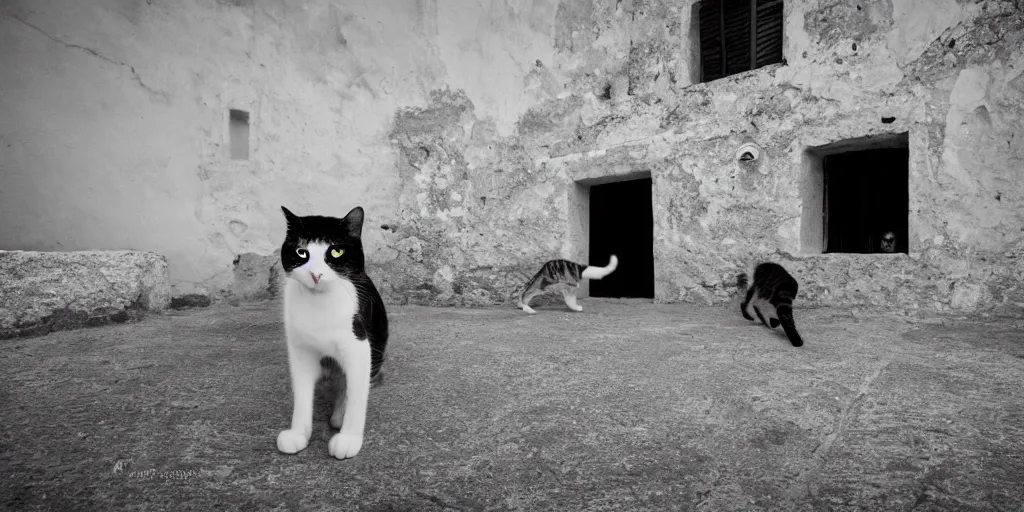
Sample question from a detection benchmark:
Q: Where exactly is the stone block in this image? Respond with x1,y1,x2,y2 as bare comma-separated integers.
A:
0,250,170,339
231,253,281,301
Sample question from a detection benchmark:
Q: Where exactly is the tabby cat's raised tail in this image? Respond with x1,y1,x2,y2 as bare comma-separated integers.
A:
582,255,618,280
518,255,618,314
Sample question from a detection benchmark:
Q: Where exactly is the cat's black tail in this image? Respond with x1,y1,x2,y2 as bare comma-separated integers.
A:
776,305,803,347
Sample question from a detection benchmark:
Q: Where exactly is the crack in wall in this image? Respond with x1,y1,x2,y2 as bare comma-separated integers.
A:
4,14,171,104
539,129,677,166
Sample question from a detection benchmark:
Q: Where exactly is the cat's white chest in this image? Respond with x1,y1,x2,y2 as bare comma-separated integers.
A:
283,279,360,351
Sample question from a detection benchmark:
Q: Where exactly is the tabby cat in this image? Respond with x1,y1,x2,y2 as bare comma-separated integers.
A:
518,255,619,314
276,206,388,460
737,262,804,347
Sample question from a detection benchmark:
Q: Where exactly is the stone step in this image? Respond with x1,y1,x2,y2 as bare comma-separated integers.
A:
0,250,170,339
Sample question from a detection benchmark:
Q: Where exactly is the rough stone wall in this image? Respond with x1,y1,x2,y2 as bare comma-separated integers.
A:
2,0,1022,314
384,0,1024,314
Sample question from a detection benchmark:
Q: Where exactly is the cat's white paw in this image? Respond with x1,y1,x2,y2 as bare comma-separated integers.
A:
328,433,363,459
276,429,310,454
570,305,583,312
522,305,536,314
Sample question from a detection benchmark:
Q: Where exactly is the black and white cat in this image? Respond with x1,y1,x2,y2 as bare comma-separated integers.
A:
517,255,618,314
737,262,804,347
276,206,388,460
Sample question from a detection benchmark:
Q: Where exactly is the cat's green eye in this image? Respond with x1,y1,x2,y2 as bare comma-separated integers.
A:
295,248,308,258
330,248,344,258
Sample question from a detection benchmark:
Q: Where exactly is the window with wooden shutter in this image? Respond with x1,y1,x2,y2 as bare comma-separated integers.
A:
698,0,784,83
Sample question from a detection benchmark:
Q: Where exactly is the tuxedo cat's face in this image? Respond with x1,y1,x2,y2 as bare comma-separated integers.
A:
280,206,366,290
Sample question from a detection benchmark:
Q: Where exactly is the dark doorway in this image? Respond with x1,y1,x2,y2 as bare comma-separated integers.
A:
824,148,909,254
589,177,654,298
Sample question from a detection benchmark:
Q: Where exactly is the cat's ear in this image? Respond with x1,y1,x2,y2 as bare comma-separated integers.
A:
339,206,364,238
281,206,302,235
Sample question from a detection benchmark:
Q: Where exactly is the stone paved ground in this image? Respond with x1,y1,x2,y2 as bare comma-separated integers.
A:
2,299,1023,511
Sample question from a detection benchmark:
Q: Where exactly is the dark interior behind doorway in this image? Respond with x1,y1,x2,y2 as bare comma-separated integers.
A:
589,178,655,298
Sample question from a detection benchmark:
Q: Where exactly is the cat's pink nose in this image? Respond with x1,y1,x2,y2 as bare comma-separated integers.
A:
310,272,321,284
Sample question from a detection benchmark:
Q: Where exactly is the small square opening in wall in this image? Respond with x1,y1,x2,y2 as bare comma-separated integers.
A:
805,133,909,254
698,0,784,83
229,109,250,160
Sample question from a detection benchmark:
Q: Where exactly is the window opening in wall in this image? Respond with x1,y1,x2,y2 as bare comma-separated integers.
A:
589,177,655,298
824,147,909,254
229,109,250,160
698,0,784,82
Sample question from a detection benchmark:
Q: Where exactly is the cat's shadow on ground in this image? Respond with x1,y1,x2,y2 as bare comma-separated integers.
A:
311,359,346,426
519,306,581,314
767,328,801,346
309,359,386,427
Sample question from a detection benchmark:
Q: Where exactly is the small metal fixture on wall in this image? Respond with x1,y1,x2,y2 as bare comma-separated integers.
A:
735,140,767,174
735,142,761,163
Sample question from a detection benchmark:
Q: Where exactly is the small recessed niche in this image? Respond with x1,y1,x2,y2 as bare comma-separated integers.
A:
801,132,910,254
229,109,250,160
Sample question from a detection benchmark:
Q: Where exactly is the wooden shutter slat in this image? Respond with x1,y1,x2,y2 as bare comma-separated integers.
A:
757,26,782,39
754,0,784,68
699,0,724,81
756,0,782,9
722,0,750,75
756,41,782,55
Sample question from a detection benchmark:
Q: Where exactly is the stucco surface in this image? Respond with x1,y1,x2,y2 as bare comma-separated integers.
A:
1,0,1022,313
